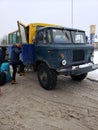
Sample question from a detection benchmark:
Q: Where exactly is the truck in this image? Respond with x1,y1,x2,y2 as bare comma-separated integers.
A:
8,21,98,90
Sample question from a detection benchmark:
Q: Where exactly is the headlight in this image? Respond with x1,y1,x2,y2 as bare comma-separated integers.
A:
91,56,94,62
90,51,94,62
62,60,66,65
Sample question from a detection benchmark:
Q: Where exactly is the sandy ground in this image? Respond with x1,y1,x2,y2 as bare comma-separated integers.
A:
0,71,98,130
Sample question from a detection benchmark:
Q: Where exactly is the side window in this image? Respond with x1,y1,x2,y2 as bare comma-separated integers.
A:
37,31,44,43
17,21,27,43
37,30,50,44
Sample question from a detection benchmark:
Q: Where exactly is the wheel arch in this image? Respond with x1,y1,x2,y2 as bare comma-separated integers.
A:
35,60,50,71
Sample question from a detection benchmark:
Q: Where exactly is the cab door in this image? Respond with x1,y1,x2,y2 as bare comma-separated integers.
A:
17,21,27,43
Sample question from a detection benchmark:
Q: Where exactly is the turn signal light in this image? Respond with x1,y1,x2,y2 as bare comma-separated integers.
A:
60,53,65,59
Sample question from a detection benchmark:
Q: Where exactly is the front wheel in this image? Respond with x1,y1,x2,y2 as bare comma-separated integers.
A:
37,63,57,90
71,73,87,81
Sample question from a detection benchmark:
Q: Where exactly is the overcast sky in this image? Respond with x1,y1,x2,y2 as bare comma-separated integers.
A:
0,0,98,39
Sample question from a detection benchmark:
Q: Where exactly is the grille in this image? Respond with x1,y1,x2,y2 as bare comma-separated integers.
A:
73,50,84,62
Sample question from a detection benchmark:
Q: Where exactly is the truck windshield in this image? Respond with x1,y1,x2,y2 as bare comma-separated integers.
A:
52,29,86,44
71,31,86,43
37,28,86,44
52,29,72,43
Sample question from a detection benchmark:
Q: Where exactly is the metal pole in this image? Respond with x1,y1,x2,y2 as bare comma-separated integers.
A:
71,0,73,28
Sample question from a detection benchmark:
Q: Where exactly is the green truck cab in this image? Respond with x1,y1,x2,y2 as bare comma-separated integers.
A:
8,22,98,90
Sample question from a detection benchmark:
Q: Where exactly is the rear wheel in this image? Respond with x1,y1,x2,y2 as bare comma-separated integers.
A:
71,73,87,81
37,63,57,90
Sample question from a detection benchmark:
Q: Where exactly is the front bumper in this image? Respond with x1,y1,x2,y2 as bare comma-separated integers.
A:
57,63,98,75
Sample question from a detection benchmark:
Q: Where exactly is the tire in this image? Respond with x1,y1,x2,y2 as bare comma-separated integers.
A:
71,73,87,81
0,72,6,86
37,63,57,90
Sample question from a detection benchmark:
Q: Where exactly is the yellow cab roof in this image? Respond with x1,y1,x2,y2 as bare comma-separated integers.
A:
26,22,63,28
